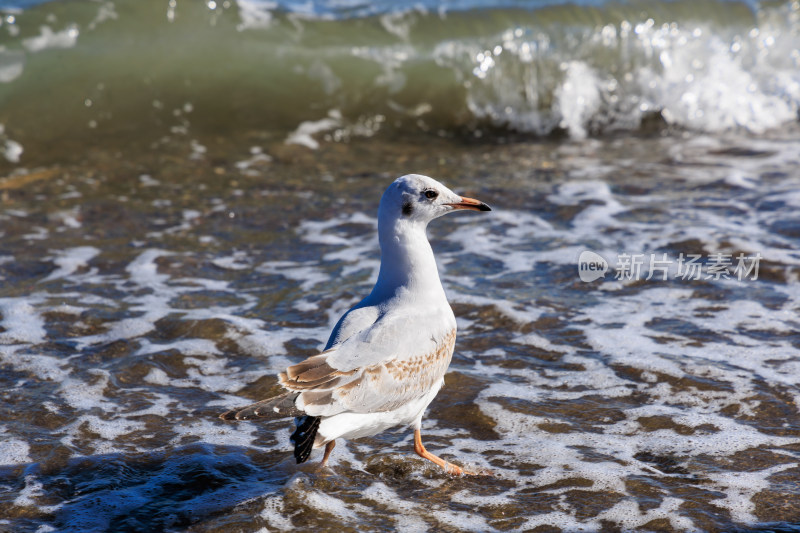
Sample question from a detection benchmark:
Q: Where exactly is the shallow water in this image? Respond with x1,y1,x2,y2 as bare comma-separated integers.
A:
1,126,799,531
2,0,800,531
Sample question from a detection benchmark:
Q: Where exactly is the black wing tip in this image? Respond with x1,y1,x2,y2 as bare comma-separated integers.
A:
291,415,321,464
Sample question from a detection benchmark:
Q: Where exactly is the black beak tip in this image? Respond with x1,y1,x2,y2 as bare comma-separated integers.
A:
479,202,492,212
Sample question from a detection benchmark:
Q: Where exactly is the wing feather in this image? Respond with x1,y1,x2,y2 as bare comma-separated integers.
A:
219,391,304,420
285,352,331,380
224,304,457,421
286,328,456,416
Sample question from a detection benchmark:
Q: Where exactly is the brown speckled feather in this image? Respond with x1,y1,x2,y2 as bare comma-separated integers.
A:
282,328,457,416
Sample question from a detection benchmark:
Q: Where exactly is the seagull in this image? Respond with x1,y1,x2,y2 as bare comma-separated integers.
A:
220,174,491,475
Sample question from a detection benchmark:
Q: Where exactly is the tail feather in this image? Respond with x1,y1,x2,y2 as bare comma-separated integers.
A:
219,392,303,421
291,415,321,464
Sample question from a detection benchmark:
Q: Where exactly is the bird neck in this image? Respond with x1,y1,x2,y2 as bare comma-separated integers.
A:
371,218,445,302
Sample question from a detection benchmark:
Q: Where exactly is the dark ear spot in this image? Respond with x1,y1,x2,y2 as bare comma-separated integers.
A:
402,201,413,216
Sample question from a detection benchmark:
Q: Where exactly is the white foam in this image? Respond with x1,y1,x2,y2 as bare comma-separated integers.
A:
42,246,99,282
22,226,48,241
361,482,429,531
259,494,295,531
121,390,176,418
126,249,171,286
708,463,799,524
3,138,22,162
212,251,251,271
234,151,272,175
0,51,24,84
3,208,28,218
448,292,542,325
430,507,493,532
139,174,159,187
0,346,70,381
59,414,146,455
22,25,79,52
256,261,331,291
0,427,31,465
236,0,277,30
87,1,118,30
169,419,272,448
183,356,252,393
285,110,342,150
548,180,626,230
75,249,177,346
555,61,602,139
143,367,170,386
58,370,115,411
292,298,319,312
518,510,588,531
135,338,220,357
14,475,48,508
0,297,46,344
298,485,365,522
596,497,695,531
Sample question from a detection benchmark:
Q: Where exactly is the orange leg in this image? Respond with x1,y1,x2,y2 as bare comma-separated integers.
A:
413,429,465,476
320,440,335,468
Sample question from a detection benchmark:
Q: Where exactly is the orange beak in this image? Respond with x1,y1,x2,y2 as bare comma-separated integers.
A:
445,195,492,212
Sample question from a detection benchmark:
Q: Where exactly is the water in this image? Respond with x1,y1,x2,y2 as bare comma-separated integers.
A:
2,0,799,164
1,0,800,531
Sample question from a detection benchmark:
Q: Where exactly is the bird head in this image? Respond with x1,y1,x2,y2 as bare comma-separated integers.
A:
379,174,491,226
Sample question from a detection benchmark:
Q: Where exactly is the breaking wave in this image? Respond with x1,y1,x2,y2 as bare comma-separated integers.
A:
0,0,798,166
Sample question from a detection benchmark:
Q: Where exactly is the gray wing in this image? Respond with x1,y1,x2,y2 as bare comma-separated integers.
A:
280,308,457,417
324,304,380,350
223,304,457,420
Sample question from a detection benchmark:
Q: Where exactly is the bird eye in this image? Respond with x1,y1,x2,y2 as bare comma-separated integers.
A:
424,189,438,200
